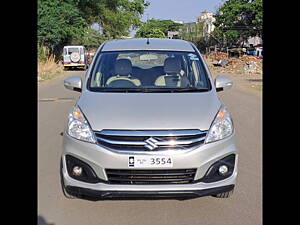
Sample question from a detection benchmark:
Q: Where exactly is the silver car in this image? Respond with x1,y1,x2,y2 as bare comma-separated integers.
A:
61,38,237,200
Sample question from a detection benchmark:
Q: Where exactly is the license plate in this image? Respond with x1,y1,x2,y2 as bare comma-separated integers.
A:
128,155,173,168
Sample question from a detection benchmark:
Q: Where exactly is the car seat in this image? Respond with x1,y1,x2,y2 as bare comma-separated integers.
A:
154,57,189,88
106,59,141,87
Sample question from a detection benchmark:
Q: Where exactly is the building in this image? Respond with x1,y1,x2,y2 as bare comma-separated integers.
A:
166,21,186,39
245,36,263,47
182,22,197,35
197,11,216,37
179,22,204,43
167,31,180,39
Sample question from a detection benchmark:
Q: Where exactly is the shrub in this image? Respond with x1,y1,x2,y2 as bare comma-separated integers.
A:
38,54,63,81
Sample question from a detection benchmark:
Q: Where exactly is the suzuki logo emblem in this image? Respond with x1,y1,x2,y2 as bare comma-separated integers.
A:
144,137,159,150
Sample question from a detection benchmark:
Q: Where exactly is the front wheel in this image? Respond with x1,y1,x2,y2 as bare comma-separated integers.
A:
212,189,234,198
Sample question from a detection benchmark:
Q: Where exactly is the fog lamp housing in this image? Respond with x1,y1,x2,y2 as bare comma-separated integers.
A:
65,155,101,183
200,154,236,183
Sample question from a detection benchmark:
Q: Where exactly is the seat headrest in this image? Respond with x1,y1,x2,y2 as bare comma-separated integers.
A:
164,57,181,74
115,59,132,76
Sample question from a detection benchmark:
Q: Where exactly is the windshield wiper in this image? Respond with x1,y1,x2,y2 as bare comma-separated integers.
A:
97,88,144,93
92,87,209,93
171,87,209,92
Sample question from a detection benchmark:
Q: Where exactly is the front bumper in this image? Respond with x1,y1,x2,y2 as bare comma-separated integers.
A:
65,184,235,201
62,132,238,198
64,63,85,67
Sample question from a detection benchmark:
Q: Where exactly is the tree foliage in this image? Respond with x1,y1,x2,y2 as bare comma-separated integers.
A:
213,0,262,47
38,0,149,56
74,27,106,48
143,28,166,38
135,19,183,38
77,0,150,38
38,0,86,50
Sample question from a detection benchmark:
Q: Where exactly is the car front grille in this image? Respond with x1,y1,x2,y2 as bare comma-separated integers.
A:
105,169,197,185
94,129,207,152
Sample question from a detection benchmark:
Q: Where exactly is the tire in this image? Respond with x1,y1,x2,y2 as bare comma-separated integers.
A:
60,159,75,199
64,66,68,71
212,189,234,198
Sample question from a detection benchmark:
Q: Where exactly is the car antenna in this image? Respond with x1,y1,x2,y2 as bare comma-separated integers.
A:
146,38,150,45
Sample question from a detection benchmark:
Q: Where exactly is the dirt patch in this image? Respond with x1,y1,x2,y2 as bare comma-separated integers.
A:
204,53,262,96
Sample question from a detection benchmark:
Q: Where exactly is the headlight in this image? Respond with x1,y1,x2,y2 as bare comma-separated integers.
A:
67,106,96,143
205,106,233,143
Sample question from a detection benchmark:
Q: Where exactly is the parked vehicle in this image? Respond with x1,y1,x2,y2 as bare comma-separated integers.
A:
61,38,238,200
246,48,255,56
63,45,88,70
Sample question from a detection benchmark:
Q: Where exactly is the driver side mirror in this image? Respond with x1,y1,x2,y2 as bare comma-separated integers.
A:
64,76,82,92
214,75,233,92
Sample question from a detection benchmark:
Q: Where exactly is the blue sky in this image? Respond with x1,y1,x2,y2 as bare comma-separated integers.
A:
92,0,225,36
141,0,225,23
129,0,225,36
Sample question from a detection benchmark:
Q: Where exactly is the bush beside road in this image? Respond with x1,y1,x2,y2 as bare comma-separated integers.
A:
38,55,64,82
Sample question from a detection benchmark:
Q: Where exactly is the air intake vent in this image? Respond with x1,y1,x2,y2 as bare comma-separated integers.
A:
105,168,197,185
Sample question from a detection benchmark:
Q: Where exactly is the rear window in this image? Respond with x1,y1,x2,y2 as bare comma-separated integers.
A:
67,48,79,54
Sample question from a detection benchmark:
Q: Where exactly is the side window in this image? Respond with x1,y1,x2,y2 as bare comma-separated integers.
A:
91,72,102,87
63,48,67,55
191,61,199,85
192,59,207,88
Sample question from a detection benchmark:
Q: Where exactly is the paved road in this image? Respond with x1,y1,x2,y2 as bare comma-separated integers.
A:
38,70,262,225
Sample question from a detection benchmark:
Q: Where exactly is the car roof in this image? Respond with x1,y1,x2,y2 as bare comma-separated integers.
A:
64,46,85,48
101,38,195,52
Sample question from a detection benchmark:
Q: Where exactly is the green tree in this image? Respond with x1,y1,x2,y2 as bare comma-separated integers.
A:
74,27,106,49
135,19,183,38
77,0,150,38
38,0,86,52
38,0,150,58
37,44,48,62
213,0,262,47
140,28,166,38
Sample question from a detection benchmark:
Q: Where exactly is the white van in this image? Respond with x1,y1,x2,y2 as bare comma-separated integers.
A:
63,46,88,70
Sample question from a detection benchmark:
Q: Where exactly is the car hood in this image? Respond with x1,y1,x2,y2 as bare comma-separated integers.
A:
78,91,221,131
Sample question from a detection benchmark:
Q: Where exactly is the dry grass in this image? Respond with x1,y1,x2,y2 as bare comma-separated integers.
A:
38,55,64,82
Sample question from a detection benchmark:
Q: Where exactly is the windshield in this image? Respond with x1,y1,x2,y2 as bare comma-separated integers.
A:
88,50,211,92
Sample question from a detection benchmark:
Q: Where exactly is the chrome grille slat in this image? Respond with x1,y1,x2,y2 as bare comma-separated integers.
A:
97,129,205,136
96,136,206,146
94,129,207,152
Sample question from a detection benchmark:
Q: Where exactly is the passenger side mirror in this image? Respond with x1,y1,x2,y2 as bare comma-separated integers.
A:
64,76,82,92
214,75,233,92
